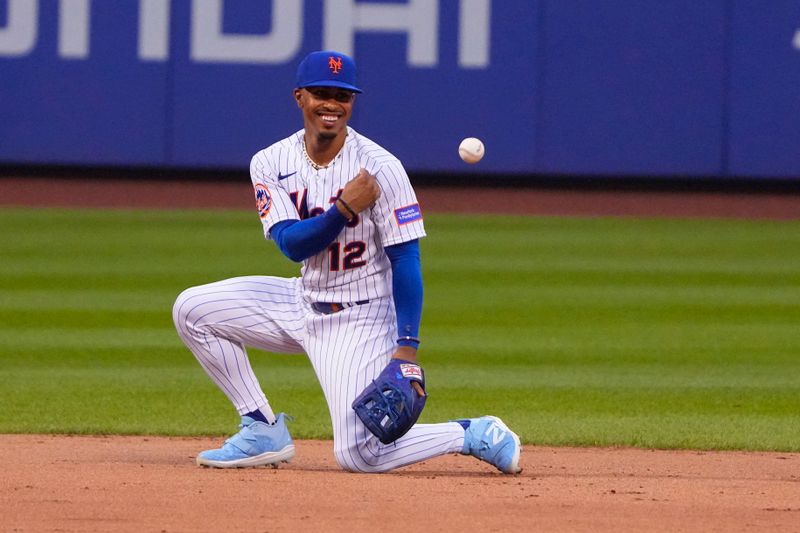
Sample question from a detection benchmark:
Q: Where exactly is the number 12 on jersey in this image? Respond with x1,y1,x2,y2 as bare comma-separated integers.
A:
327,241,367,271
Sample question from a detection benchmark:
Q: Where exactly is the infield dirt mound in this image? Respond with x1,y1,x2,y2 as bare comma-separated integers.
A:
2,434,798,532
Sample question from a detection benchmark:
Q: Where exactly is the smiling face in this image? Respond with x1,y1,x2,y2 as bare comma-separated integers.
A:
294,87,355,141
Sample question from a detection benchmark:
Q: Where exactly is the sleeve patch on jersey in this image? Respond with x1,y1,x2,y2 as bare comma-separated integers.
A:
394,203,423,226
254,183,273,219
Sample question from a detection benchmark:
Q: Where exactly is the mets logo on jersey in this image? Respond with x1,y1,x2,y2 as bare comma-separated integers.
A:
328,56,343,74
394,203,423,225
254,183,272,219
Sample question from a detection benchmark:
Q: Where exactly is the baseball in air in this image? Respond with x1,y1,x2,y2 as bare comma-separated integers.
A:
458,137,485,164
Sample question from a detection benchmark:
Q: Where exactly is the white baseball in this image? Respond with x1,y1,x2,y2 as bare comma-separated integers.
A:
458,137,485,164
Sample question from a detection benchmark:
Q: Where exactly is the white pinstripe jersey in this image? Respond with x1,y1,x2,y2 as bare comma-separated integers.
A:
249,126,426,303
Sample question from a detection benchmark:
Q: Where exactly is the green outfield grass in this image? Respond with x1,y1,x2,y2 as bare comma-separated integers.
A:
1,207,798,451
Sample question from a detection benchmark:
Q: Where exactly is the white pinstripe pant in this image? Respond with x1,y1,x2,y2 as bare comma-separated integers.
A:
173,276,465,473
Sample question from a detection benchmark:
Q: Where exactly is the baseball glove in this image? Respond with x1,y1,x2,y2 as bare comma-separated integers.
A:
352,358,427,444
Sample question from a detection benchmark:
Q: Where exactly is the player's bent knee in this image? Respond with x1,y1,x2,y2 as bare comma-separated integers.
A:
172,286,210,336
333,438,393,474
172,288,194,329
332,448,360,473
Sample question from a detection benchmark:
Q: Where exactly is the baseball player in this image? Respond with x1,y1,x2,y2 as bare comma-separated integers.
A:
172,50,522,474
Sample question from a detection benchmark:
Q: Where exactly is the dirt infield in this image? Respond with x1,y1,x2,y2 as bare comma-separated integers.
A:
2,435,798,532
2,175,799,531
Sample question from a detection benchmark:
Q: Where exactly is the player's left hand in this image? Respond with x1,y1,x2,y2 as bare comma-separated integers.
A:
351,358,427,444
392,347,425,396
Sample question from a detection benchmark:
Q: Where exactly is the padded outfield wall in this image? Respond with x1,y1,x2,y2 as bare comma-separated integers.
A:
1,0,799,179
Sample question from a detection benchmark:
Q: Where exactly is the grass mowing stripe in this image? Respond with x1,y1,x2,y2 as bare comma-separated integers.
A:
0,289,171,310
0,310,171,329
3,366,794,448
1,207,798,450
0,328,179,349
0,364,329,437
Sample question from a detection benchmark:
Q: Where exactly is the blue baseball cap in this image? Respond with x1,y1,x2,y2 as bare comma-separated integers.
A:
296,50,363,93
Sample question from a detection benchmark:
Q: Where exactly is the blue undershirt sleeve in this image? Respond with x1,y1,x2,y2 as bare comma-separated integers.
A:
385,239,423,348
269,204,349,262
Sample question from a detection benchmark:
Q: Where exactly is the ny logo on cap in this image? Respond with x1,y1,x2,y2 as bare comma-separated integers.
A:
328,56,343,74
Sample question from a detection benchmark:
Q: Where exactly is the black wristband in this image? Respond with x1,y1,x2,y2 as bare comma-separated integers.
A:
397,336,421,347
336,197,357,220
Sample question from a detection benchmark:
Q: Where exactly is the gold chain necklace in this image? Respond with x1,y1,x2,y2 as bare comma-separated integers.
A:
302,139,326,170
302,133,347,171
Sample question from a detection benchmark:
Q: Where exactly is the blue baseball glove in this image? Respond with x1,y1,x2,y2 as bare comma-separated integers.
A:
352,358,427,444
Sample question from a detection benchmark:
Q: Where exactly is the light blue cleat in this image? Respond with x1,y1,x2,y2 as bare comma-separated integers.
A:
457,415,522,474
196,413,295,468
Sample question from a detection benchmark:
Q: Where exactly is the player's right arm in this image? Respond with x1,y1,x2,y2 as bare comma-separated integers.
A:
270,211,348,262
249,150,302,231
266,168,381,262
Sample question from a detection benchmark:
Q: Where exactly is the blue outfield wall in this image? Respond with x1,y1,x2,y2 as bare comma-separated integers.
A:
0,0,799,179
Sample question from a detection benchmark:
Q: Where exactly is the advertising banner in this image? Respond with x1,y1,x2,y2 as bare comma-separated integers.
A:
1,0,799,178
